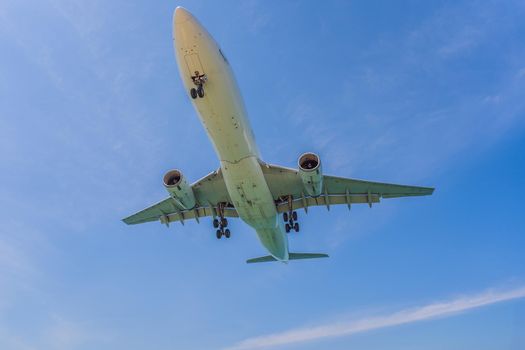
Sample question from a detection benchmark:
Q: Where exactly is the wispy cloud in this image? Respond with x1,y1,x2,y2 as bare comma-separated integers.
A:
240,0,270,34
41,315,109,350
227,285,525,350
0,313,109,350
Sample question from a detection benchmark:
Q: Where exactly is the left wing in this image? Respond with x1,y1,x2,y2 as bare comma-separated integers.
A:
123,169,237,226
260,163,434,213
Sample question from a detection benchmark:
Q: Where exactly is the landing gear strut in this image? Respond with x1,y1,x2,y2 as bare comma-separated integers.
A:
283,195,300,233
190,70,207,99
214,203,231,239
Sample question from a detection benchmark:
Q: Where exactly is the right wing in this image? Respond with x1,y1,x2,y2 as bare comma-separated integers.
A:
261,163,434,212
122,169,237,226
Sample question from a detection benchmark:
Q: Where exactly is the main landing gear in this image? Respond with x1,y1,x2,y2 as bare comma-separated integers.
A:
190,70,207,99
283,195,300,233
214,203,231,239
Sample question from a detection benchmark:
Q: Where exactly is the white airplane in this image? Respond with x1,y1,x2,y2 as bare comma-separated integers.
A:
123,7,434,263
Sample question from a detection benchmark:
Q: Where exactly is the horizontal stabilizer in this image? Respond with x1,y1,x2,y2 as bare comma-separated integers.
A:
246,255,277,264
289,253,329,260
246,253,329,264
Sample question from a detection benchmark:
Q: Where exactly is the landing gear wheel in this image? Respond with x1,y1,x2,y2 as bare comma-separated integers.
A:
190,88,198,99
283,212,288,222
285,223,291,233
221,218,228,227
224,229,231,238
213,218,219,228
197,85,204,98
294,222,299,232
216,229,222,239
292,211,298,221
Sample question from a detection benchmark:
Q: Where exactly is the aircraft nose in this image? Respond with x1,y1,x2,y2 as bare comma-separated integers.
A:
174,6,193,24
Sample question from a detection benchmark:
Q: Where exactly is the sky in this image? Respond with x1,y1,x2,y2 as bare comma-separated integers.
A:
0,0,524,349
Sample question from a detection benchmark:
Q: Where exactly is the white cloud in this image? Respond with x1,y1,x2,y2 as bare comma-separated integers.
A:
227,285,525,350
240,0,270,34
41,315,106,349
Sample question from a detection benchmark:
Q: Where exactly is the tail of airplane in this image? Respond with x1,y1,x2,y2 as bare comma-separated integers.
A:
246,253,329,264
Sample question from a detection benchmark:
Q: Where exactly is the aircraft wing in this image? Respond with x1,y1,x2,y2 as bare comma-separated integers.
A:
123,169,237,226
261,163,434,213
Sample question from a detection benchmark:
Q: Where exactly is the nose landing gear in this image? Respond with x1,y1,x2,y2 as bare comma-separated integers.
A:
189,71,207,99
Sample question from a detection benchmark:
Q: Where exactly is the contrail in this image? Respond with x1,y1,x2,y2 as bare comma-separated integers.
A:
226,285,525,350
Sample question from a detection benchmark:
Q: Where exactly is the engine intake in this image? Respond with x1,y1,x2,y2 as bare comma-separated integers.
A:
298,152,323,197
163,169,196,209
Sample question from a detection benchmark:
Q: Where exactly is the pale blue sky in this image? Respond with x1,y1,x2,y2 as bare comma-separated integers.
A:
1,1,524,349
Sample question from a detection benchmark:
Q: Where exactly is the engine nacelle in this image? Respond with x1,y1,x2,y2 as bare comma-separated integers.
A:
163,169,197,209
298,152,323,197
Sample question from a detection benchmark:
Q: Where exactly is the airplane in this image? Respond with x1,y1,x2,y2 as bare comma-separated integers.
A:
122,7,434,264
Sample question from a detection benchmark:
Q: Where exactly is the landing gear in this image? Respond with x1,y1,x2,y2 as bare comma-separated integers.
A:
197,85,204,98
283,195,301,234
283,211,298,223
190,70,207,99
213,202,231,239
190,88,198,99
284,218,299,233
284,209,299,233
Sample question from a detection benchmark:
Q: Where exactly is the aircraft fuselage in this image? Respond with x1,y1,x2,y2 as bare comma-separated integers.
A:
173,8,289,261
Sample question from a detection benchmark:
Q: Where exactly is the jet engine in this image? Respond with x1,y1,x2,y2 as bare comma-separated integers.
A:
163,169,197,209
298,152,323,197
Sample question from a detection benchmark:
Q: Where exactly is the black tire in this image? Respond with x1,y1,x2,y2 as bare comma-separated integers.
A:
213,218,219,228
224,229,231,238
285,223,291,233
197,85,204,98
292,211,298,221
294,222,299,232
283,212,288,222
190,88,198,99
221,218,228,227
216,229,222,239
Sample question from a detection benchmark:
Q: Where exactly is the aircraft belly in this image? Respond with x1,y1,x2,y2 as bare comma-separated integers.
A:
220,156,277,227
221,157,289,260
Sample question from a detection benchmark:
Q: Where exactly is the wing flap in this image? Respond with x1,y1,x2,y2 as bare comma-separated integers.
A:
123,197,179,225
276,193,381,213
161,206,238,225
123,199,239,226
324,175,434,198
